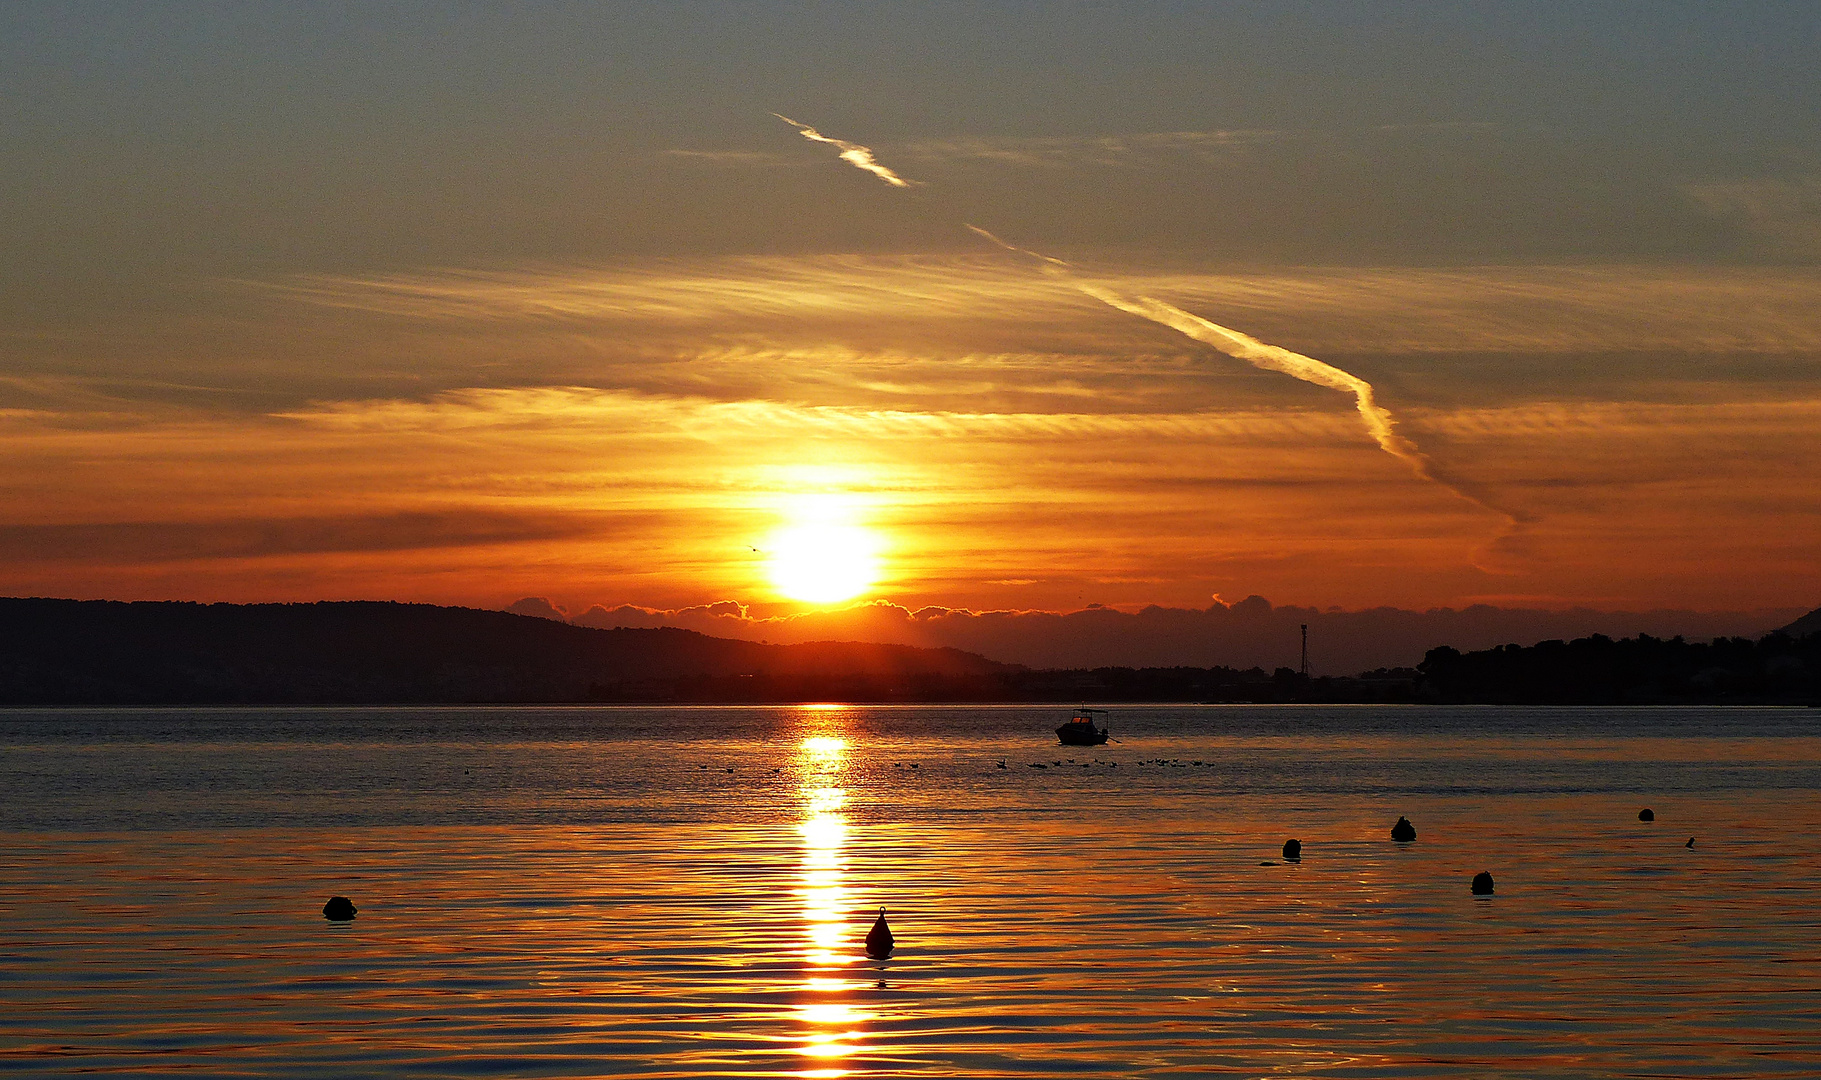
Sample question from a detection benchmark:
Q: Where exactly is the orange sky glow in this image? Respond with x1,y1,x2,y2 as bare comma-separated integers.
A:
3,5,1817,653
5,260,1818,618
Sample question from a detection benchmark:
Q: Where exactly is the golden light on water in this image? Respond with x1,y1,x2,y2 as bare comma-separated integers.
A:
798,787,848,966
766,495,883,605
803,735,848,758
793,722,868,1073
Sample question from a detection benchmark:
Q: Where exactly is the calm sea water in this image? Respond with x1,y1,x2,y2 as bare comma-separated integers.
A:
3,705,1819,1078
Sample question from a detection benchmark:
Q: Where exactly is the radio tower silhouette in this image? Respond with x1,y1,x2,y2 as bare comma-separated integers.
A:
1300,624,1309,678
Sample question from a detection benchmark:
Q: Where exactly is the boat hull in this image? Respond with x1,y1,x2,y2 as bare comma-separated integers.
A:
1056,723,1109,746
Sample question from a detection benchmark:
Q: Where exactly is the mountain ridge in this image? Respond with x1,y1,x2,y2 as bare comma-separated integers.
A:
0,598,1011,705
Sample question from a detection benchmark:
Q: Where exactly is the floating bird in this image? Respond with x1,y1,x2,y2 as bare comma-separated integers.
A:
865,908,895,959
1471,871,1495,895
322,896,357,921
997,760,1007,769
1282,838,1302,860
1686,837,1696,848
1391,816,1417,842
1639,808,1655,822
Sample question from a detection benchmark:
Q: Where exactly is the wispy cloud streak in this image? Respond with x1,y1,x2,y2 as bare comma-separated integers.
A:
900,130,1277,167
772,117,1533,544
774,114,918,187
760,121,1441,484
1084,281,1533,544
266,260,1821,354
964,227,1440,480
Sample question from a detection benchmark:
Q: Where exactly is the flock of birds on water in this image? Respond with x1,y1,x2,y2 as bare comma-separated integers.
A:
327,745,1696,963
1006,757,1209,768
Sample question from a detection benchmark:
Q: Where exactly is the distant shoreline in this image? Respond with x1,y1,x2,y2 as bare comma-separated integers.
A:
2,597,1815,708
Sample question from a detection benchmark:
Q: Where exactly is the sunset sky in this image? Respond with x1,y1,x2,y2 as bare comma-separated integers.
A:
4,2,1818,646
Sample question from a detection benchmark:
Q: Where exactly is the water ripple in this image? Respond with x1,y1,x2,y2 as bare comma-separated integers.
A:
2,705,1819,1076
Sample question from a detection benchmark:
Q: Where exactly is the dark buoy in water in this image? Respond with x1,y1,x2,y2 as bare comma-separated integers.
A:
1638,808,1655,822
1686,837,1695,848
864,908,894,959
1282,838,1302,861
1391,816,1416,843
1470,871,1495,895
322,896,357,921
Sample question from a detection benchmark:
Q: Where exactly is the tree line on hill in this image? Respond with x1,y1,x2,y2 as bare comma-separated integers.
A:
0,597,1814,706
1415,630,1818,704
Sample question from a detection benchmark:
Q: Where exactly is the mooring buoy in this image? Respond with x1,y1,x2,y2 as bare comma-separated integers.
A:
864,907,895,959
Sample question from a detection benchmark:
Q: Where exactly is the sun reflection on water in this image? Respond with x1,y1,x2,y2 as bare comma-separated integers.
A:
793,722,867,1073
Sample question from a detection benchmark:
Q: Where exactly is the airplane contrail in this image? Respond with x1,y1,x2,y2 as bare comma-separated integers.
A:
1094,280,1534,545
774,113,918,187
964,225,1445,482
778,116,1523,539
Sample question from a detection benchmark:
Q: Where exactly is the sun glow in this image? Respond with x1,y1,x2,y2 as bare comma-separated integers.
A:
765,497,883,604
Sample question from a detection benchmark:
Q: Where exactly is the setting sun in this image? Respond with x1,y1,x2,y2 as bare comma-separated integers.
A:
767,519,882,604
7,7,1821,1079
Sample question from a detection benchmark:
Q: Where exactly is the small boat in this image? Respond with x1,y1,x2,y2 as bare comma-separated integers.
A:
1056,708,1109,746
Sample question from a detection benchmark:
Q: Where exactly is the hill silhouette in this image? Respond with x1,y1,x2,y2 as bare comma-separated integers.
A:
0,598,1012,705
1780,605,1821,639
3,598,1816,706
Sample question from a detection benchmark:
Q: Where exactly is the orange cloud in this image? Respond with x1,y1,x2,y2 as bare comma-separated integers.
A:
3,258,1818,616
